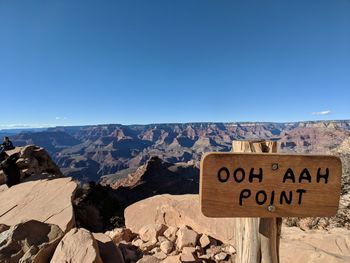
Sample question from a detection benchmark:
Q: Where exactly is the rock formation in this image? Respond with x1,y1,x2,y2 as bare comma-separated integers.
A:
0,177,77,233
0,145,62,185
0,220,63,263
51,228,103,263
100,157,199,207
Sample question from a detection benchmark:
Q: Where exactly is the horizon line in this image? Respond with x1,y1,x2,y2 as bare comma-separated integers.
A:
1,119,350,131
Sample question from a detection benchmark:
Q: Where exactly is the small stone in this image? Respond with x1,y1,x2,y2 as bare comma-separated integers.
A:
151,247,161,254
209,237,218,247
195,245,204,256
106,228,136,244
163,226,178,242
132,238,144,247
154,251,167,260
180,253,196,262
214,252,228,261
157,235,168,243
206,246,222,258
137,255,160,263
140,240,158,251
160,240,174,254
139,224,167,243
162,255,181,263
182,247,196,254
176,226,198,249
223,245,236,255
199,234,211,248
169,249,179,256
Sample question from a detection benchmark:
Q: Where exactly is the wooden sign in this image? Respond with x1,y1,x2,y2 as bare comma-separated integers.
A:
200,153,342,217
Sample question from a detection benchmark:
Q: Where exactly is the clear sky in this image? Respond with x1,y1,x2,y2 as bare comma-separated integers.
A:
0,0,349,128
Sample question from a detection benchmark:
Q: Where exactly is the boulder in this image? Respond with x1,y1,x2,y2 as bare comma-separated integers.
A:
93,233,125,263
51,228,103,263
0,220,63,263
0,177,77,233
176,227,198,249
125,194,236,245
280,227,350,263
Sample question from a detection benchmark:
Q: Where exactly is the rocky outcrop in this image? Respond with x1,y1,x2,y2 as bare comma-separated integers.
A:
100,157,199,209
0,145,62,185
0,220,63,263
51,228,103,263
0,177,77,233
125,194,236,245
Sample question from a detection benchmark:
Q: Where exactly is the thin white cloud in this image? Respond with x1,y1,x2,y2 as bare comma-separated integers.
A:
0,124,54,129
312,110,331,116
0,124,32,128
55,117,68,120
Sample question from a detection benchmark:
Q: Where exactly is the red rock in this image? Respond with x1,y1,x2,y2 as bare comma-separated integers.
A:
0,177,77,233
0,220,63,262
176,227,198,249
51,228,103,263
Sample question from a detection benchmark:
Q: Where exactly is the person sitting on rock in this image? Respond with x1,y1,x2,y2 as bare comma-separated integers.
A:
0,137,15,159
1,137,15,151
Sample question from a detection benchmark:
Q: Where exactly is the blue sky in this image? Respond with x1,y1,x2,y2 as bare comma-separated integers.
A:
0,0,349,128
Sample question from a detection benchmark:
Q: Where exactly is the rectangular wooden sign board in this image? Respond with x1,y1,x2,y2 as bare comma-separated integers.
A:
200,153,342,218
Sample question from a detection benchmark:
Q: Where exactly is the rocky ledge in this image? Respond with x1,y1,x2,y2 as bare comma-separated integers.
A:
0,145,63,185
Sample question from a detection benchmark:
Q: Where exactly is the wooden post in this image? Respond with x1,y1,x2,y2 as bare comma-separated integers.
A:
232,140,281,263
